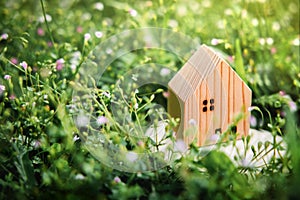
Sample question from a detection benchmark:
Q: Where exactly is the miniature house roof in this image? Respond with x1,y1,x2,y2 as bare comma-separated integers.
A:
169,45,222,102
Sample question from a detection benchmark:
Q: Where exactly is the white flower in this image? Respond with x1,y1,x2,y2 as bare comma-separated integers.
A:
211,38,219,46
76,114,89,127
0,85,5,94
95,31,103,38
70,51,81,70
168,19,178,28
250,115,257,127
106,48,112,54
251,18,259,26
102,91,111,98
82,13,91,21
259,38,265,45
174,140,187,153
126,151,138,162
160,68,171,76
70,64,76,70
129,9,137,17
292,38,300,46
84,33,91,41
94,2,104,11
224,9,233,16
210,134,220,142
188,118,197,126
266,37,274,45
38,14,52,23
74,173,85,180
131,74,138,81
73,135,80,142
272,22,281,31
217,20,225,29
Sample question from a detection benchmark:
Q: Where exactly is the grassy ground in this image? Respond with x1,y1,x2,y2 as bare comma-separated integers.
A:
0,0,299,199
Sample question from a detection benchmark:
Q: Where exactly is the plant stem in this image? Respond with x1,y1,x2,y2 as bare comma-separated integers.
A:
40,0,58,55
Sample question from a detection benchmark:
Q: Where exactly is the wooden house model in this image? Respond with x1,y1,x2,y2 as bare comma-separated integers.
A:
168,44,252,146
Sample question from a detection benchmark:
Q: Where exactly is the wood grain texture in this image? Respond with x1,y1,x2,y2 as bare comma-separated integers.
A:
168,44,252,147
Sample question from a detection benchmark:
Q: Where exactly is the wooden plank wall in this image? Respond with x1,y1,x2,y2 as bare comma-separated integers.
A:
193,59,251,146
169,45,252,146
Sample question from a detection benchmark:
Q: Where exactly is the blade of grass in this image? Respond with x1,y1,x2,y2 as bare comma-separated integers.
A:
234,39,247,83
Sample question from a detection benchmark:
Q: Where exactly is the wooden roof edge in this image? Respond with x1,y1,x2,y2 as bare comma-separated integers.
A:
168,72,203,102
202,44,252,93
168,44,252,102
168,45,220,101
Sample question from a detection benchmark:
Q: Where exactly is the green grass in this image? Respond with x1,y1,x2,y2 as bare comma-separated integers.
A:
0,0,299,199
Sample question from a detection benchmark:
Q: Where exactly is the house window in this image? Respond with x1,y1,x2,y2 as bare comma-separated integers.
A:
202,98,214,112
215,128,221,134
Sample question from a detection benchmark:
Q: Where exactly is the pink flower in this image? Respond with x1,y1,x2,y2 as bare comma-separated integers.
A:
4,75,11,80
47,41,53,47
37,27,45,36
280,111,286,117
56,58,64,71
20,61,28,70
270,47,277,54
227,55,234,63
1,33,8,40
289,101,297,112
279,90,286,96
113,176,121,183
163,91,169,98
76,26,83,33
137,140,145,147
10,57,18,65
96,116,108,125
9,94,16,100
